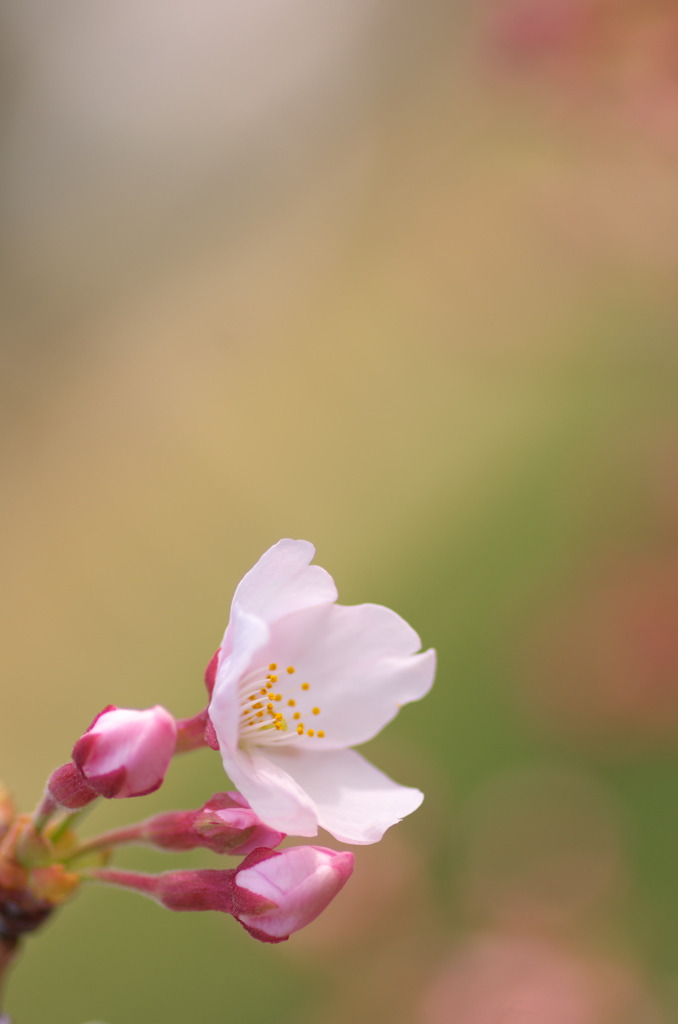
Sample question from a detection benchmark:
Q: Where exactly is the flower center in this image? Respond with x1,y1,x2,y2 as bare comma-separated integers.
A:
238,663,324,747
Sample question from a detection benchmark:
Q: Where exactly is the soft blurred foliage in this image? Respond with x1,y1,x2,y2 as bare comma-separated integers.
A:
2,1,678,1021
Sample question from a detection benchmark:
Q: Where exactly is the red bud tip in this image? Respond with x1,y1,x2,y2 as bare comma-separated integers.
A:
204,649,221,698
47,763,98,810
203,716,220,751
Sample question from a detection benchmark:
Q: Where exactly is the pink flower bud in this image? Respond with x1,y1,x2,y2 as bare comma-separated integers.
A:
195,792,285,855
72,705,177,799
93,845,354,942
232,845,355,942
141,792,285,855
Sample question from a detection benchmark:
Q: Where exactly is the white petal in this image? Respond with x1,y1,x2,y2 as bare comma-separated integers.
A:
262,603,436,748
265,747,423,844
211,604,270,749
218,743,319,837
230,539,337,627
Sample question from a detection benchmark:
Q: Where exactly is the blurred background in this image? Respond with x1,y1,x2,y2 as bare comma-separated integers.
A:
2,0,678,1020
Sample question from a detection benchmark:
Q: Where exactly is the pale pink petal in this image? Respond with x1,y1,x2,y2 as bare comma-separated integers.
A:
264,747,423,844
211,604,270,750
257,603,436,748
230,539,337,627
236,846,354,938
218,743,319,837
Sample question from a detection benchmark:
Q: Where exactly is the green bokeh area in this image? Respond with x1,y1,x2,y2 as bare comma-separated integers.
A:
8,332,678,1023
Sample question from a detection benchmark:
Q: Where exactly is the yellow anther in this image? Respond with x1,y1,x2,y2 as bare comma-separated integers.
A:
275,694,282,701
307,729,314,737
288,699,296,707
260,688,267,696
287,666,295,674
301,682,310,691
312,707,320,715
267,703,274,712
293,712,301,720
253,702,263,709
317,730,325,738
269,675,278,683
250,694,256,700
256,711,264,718
266,682,273,689
297,724,304,734
269,663,277,670
275,713,283,721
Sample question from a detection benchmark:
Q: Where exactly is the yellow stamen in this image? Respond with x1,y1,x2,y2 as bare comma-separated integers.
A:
312,707,320,715
307,729,314,737
287,666,295,674
269,675,278,683
297,723,304,735
301,683,310,691
317,730,325,738
293,712,301,720
288,699,296,707
269,663,277,670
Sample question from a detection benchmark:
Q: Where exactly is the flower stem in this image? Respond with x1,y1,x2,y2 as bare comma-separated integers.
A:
63,824,144,864
32,793,57,834
87,868,160,898
50,807,89,846
174,710,210,753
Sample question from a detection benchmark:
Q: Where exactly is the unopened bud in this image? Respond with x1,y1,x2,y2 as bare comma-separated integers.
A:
193,793,285,855
232,846,354,942
92,845,353,942
140,792,285,855
73,705,177,799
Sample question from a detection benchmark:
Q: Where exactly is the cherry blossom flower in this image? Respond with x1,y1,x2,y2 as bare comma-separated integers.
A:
208,539,436,843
